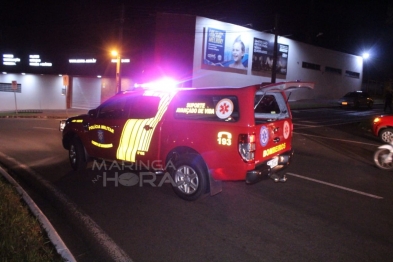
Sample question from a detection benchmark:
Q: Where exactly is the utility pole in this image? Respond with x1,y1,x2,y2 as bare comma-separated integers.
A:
116,4,125,93
271,13,279,84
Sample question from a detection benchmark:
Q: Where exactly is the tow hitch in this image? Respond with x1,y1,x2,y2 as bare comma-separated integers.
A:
269,173,287,182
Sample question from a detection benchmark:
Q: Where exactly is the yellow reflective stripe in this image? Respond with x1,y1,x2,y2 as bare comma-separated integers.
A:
116,91,175,162
117,119,142,161
91,140,113,148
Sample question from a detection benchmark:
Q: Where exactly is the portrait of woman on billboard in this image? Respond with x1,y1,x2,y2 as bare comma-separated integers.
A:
203,27,249,73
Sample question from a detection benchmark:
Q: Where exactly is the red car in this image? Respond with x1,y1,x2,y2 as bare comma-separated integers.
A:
373,115,393,143
61,80,314,200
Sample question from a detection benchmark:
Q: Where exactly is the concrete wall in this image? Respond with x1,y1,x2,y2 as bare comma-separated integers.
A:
0,73,66,110
0,73,137,111
188,16,363,100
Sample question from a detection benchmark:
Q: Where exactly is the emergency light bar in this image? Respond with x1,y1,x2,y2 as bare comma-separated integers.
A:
134,77,178,90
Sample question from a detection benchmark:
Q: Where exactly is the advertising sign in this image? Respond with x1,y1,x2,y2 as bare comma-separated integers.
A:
11,80,17,90
205,28,226,65
203,27,249,74
251,37,288,78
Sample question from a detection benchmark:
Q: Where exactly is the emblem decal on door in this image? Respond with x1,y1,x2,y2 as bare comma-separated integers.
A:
283,121,290,139
260,126,269,147
215,98,233,119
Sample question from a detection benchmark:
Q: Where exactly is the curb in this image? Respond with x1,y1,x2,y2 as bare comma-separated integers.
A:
0,115,65,119
0,166,76,262
0,152,133,262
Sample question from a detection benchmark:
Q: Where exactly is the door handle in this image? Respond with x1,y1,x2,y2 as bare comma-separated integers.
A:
273,137,280,143
83,122,89,131
144,125,153,131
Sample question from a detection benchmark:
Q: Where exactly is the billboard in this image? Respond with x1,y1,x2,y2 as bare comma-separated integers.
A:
201,26,287,78
202,27,250,75
251,37,288,77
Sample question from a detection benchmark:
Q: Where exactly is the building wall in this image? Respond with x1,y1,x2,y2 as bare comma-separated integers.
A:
0,14,364,111
190,16,363,100
70,76,102,109
0,73,66,110
0,73,136,111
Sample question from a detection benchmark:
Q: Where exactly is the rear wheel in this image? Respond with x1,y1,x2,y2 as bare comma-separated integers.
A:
69,138,87,171
170,154,208,201
380,128,393,143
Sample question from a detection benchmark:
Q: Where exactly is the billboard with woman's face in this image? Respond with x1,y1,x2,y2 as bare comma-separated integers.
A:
201,25,287,78
202,27,250,74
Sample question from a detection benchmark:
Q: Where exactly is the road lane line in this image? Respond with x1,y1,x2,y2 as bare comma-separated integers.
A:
293,132,380,146
293,120,370,129
33,127,57,130
286,173,384,199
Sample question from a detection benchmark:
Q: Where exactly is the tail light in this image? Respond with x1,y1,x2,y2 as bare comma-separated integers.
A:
238,134,256,163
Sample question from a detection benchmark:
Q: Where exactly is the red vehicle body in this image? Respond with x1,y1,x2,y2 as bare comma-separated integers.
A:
373,115,393,143
61,81,314,200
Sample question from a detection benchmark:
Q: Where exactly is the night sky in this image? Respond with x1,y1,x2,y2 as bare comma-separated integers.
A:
0,0,392,79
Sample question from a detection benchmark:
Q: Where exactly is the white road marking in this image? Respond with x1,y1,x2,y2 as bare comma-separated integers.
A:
33,127,57,130
293,120,371,129
293,132,380,146
286,172,384,199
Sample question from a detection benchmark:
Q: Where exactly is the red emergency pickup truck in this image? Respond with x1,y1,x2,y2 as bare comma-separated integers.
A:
61,81,313,200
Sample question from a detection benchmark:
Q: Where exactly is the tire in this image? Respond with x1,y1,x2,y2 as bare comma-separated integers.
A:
374,148,393,170
379,128,393,143
170,154,208,201
69,138,87,171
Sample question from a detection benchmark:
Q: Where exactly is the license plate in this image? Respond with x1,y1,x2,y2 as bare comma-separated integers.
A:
267,157,278,168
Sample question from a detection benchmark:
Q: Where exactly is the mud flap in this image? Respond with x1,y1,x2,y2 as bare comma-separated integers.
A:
208,171,222,196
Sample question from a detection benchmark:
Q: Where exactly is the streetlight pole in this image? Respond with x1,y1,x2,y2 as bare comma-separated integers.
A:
116,53,121,93
271,13,279,84
112,50,121,93
362,52,370,93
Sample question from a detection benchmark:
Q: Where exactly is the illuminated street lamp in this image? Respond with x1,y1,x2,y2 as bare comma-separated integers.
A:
111,50,121,93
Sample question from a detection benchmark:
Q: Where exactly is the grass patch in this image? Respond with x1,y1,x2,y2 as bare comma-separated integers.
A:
0,176,63,261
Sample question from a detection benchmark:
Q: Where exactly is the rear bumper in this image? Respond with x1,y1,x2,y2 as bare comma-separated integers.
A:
246,149,294,184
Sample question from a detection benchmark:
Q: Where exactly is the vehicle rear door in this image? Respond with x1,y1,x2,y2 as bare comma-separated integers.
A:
253,82,314,167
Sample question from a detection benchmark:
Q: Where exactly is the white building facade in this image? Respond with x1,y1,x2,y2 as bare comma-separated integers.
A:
0,13,363,111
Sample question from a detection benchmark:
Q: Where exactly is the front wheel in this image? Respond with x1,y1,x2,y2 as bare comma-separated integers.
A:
69,138,87,171
170,154,209,201
374,148,393,170
380,128,393,143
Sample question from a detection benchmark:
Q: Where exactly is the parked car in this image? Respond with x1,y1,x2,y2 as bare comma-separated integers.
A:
60,80,314,200
373,115,393,143
338,91,373,109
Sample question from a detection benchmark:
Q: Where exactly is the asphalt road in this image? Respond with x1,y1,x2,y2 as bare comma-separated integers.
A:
0,105,393,261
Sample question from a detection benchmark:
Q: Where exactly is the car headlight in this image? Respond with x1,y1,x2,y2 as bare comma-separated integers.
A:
373,117,381,124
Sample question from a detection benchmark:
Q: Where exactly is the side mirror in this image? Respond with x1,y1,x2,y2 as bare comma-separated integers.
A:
59,120,66,132
88,109,98,118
